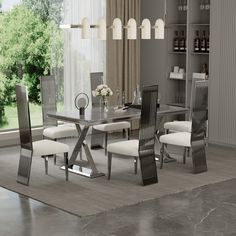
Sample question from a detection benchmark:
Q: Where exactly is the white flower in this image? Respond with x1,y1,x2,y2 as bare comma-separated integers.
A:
108,88,113,96
97,84,104,90
94,84,113,97
101,88,108,96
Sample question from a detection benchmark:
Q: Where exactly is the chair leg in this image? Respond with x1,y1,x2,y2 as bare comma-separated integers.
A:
44,156,48,175
160,143,165,169
187,147,190,157
134,156,138,174
107,152,112,180
105,132,108,155
183,147,187,164
122,129,126,138
54,155,57,165
64,153,69,181
127,128,130,140
53,139,57,165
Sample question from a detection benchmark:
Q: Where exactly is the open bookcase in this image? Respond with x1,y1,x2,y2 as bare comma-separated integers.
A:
165,0,210,110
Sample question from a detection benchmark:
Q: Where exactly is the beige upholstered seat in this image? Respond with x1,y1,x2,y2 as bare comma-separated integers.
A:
164,121,192,133
33,140,70,156
93,121,131,132
107,140,139,157
43,123,78,140
160,132,191,147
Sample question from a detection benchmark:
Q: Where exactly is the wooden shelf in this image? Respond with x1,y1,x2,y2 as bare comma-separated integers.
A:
190,52,209,55
168,51,186,55
190,23,210,26
166,23,187,27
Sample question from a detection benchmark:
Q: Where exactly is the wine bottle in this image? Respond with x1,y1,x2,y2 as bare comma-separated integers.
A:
206,31,210,53
205,0,210,10
200,0,205,10
173,31,179,52
200,30,206,52
178,0,183,11
194,30,200,53
183,0,188,11
179,31,185,52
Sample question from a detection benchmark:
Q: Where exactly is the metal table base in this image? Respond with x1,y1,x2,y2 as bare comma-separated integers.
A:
65,124,105,178
60,165,105,178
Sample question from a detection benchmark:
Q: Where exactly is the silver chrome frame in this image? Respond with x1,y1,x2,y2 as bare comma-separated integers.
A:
39,76,57,128
15,85,34,185
191,80,208,173
138,85,159,186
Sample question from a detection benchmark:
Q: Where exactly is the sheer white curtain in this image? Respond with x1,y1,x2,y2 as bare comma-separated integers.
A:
63,0,106,110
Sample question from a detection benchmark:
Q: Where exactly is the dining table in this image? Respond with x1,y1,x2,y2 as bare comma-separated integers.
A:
47,105,189,185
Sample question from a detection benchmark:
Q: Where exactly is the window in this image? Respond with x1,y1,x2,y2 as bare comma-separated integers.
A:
0,0,106,132
62,0,106,110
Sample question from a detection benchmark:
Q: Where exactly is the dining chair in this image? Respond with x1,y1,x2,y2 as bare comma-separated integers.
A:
90,72,131,155
159,80,208,171
16,85,69,186
106,85,158,182
40,76,78,163
164,78,206,134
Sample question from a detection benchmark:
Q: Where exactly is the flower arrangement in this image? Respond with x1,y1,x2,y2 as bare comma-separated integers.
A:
92,84,113,98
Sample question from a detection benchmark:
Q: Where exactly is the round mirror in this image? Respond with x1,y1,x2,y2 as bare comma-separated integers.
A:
74,93,89,111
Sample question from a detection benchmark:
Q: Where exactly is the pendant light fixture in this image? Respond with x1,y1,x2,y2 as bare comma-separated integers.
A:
60,17,165,40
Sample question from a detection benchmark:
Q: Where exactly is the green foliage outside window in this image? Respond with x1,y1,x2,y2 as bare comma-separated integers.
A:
0,5,51,104
0,0,63,127
0,77,6,125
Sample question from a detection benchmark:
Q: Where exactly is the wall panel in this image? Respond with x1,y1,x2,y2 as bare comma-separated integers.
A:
209,0,236,146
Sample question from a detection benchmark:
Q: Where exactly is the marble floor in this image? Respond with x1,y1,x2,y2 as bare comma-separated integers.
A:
0,178,236,236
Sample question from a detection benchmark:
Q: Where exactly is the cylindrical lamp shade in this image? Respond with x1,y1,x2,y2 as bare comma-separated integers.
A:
81,17,90,39
59,24,72,29
98,18,106,40
154,19,165,39
141,19,151,39
127,18,137,40
112,18,122,40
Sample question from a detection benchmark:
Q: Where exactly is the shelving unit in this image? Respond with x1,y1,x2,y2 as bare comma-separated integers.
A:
165,0,187,110
164,0,210,112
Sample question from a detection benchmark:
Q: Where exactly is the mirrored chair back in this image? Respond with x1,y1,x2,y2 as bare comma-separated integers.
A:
190,80,208,173
139,85,158,153
138,85,158,185
40,75,57,127
189,78,207,118
90,72,103,107
191,80,208,142
16,85,33,151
